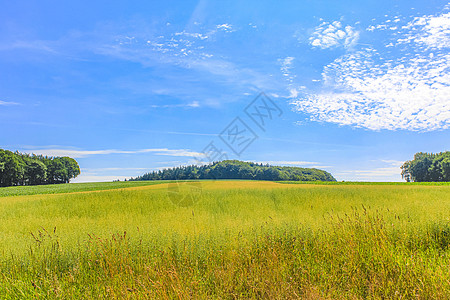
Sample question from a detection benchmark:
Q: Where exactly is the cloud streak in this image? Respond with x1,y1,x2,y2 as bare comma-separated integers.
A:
0,100,20,106
150,101,200,108
336,166,401,179
22,148,205,158
334,159,404,181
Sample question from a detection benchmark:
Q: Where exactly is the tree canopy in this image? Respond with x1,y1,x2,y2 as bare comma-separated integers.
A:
0,149,80,187
131,160,336,182
401,151,450,182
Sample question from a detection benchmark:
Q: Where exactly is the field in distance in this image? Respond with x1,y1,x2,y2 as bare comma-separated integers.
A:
2,179,449,198
1,180,449,298
0,180,173,197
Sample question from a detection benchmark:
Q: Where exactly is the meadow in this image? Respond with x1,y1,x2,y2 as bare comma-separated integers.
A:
0,181,173,197
0,180,449,299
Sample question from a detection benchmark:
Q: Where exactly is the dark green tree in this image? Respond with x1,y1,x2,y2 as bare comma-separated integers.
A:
59,157,81,183
0,150,22,186
25,159,47,185
0,148,80,187
131,160,336,182
46,158,68,184
402,151,450,182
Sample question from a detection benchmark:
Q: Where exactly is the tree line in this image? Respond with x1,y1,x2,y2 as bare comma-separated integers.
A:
0,149,80,187
131,160,336,182
401,151,450,182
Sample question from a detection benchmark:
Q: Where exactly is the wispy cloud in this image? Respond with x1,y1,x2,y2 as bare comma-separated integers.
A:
279,56,295,84
21,148,205,158
0,40,57,53
335,159,404,181
102,21,237,65
379,160,405,166
336,166,401,179
89,20,279,104
150,101,200,108
0,100,20,106
292,6,450,131
117,128,218,137
83,167,149,172
309,21,359,49
1,19,281,108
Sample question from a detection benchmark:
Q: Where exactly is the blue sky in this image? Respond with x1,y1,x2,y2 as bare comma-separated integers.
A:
1,0,449,182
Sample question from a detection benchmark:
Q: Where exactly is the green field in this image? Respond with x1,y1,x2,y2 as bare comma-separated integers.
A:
0,181,173,197
1,180,450,299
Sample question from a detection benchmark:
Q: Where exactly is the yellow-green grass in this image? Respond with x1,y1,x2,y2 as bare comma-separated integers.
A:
1,181,450,299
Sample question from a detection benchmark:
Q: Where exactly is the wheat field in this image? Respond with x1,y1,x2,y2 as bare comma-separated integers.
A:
0,180,449,299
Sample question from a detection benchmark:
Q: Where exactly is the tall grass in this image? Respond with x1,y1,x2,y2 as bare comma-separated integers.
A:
0,181,449,298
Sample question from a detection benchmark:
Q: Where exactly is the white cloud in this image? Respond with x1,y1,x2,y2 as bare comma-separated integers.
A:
188,101,200,108
280,56,294,71
288,88,299,98
117,22,235,63
174,31,209,40
97,22,277,98
0,40,57,53
150,101,200,108
216,24,234,32
292,8,450,131
21,148,205,158
309,21,359,49
279,56,295,84
334,159,404,181
0,100,20,106
336,166,401,180
143,149,205,157
379,160,404,166
398,11,450,49
83,167,149,172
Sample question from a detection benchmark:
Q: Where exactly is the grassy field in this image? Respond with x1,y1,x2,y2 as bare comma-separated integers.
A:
278,180,450,186
0,180,449,299
0,180,173,197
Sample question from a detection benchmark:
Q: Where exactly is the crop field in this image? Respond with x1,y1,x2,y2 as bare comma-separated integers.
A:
1,180,450,299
